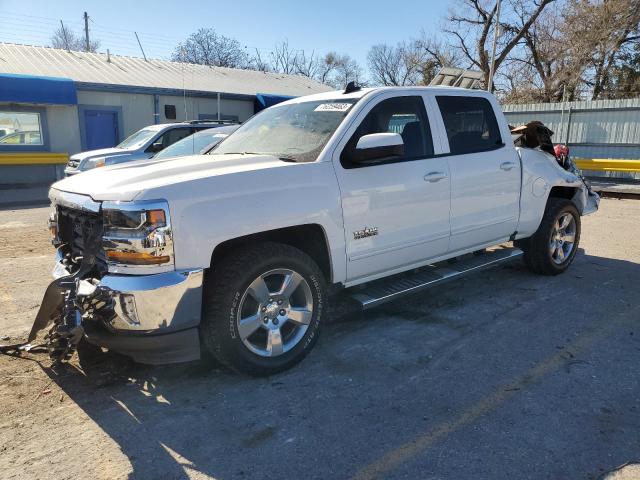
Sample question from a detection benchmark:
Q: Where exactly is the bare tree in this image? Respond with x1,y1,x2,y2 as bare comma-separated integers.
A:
317,51,340,84
367,41,427,86
294,49,321,78
270,39,297,74
417,33,463,83
418,32,462,69
172,28,248,68
50,25,100,52
256,42,364,89
512,0,640,101
604,41,640,98
445,0,555,89
516,8,583,102
328,53,365,88
248,48,272,72
564,0,640,99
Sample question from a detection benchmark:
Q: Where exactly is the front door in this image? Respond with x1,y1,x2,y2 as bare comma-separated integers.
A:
434,94,520,252
84,110,119,150
333,93,451,283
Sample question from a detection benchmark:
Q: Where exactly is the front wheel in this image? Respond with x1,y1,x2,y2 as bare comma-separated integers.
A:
201,242,326,376
520,198,581,275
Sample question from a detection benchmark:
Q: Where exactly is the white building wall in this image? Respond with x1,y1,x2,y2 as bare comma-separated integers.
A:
77,90,155,138
46,104,81,154
157,95,254,123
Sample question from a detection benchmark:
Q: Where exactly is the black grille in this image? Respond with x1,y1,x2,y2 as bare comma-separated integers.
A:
57,206,106,271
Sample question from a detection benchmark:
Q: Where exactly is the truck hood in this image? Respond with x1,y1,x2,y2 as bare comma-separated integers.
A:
70,147,135,162
51,154,290,202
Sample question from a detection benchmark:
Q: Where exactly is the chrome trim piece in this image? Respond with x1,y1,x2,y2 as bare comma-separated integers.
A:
49,189,101,213
54,254,204,332
102,199,175,274
98,269,203,331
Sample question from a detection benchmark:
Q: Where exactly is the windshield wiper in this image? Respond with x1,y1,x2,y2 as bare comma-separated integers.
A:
216,151,263,155
277,155,298,162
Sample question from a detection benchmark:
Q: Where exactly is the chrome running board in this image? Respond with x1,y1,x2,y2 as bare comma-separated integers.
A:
350,246,523,309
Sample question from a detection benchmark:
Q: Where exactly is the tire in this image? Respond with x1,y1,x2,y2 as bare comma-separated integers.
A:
520,198,581,275
201,242,327,376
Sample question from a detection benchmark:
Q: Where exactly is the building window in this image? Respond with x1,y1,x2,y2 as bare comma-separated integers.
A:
0,111,44,145
0,111,44,146
164,105,177,120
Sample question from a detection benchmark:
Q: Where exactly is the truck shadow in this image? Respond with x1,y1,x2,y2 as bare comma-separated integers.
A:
39,250,640,480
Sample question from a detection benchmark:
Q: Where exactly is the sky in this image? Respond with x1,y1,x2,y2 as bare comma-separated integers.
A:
0,0,450,70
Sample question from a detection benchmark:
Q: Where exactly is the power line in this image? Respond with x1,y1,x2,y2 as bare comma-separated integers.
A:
0,11,276,55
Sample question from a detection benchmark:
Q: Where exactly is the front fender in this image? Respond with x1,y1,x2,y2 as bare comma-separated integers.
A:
140,161,347,284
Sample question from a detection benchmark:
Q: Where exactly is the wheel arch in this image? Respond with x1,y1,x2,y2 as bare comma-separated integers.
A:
209,224,334,283
547,185,586,213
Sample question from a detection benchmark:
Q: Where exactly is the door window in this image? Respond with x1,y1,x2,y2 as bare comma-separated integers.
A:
436,96,503,155
341,96,433,167
154,127,193,149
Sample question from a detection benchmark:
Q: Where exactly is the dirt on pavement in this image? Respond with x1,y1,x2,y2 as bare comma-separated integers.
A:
0,198,639,480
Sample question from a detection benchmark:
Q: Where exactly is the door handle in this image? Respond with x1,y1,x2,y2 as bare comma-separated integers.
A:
500,161,516,171
424,171,447,183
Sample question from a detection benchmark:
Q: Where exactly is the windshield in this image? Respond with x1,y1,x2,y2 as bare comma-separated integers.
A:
154,130,228,159
214,99,357,162
117,128,158,149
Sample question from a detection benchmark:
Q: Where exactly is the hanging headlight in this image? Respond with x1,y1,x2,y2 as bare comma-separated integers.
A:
101,200,174,273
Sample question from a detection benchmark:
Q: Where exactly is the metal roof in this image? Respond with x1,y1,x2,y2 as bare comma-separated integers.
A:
0,43,332,97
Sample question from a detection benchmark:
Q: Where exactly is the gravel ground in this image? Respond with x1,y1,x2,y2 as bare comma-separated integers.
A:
0,198,639,480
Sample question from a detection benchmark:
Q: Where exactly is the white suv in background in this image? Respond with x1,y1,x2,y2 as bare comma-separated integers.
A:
64,121,237,176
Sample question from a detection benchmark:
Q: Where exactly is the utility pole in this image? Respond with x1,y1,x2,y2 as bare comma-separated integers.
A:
487,0,502,92
83,12,90,52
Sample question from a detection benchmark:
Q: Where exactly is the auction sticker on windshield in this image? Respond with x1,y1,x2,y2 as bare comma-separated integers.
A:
314,103,353,112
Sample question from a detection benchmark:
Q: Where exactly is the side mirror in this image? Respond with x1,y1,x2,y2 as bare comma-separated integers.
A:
349,133,404,163
149,142,164,153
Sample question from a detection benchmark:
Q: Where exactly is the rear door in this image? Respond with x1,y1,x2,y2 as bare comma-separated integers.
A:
433,94,520,252
333,92,451,283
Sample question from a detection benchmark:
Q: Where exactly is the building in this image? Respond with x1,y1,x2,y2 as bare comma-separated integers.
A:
0,42,331,205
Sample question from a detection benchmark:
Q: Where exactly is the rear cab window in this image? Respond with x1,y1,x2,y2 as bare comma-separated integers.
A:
436,96,503,155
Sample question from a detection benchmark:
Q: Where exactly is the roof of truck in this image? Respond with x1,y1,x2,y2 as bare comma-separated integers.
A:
282,85,492,104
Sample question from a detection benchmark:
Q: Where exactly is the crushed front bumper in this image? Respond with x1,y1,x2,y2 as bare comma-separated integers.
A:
53,256,204,364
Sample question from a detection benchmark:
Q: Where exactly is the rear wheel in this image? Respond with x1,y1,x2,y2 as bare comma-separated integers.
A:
201,242,326,376
520,198,581,275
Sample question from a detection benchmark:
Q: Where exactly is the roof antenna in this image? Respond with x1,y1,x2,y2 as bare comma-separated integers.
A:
59,20,71,52
344,81,361,94
134,32,148,61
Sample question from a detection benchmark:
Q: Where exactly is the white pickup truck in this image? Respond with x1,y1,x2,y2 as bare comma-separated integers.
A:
37,86,598,376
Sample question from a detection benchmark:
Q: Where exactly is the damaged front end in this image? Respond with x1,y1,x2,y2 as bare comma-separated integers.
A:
1,190,203,365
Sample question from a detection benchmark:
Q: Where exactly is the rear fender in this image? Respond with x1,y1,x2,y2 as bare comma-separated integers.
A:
515,147,597,238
